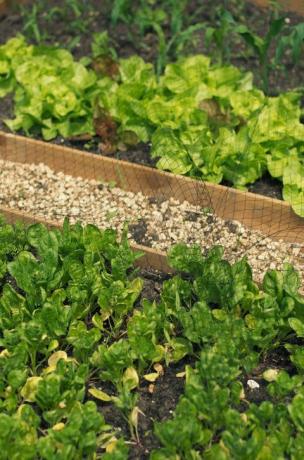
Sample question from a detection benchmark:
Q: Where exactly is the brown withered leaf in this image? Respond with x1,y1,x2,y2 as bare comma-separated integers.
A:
153,363,164,376
99,141,117,155
199,99,230,124
148,384,155,394
94,110,117,141
92,56,119,79
67,133,93,141
199,99,222,118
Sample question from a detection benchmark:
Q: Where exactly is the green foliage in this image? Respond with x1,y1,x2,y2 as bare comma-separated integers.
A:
19,0,93,50
97,52,304,214
205,7,236,65
91,32,117,60
0,36,97,139
0,218,142,455
152,243,304,458
108,0,204,76
276,22,304,66
1,217,304,456
1,35,304,215
236,16,285,93
19,2,48,44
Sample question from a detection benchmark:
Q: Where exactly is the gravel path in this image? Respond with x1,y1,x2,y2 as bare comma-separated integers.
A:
1,159,303,286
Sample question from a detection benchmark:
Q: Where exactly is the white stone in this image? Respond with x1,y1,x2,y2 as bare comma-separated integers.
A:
247,379,260,390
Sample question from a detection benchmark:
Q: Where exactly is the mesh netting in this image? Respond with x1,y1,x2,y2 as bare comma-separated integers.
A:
1,130,303,284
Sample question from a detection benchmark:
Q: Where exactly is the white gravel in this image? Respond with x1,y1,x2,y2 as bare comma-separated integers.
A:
0,159,303,286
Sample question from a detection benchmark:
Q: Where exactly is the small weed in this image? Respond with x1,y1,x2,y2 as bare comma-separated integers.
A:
19,2,48,44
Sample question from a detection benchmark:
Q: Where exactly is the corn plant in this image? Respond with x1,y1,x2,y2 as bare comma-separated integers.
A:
275,22,304,66
19,2,48,44
236,15,285,93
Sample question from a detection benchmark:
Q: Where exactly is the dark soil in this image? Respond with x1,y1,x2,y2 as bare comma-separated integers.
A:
248,173,283,200
91,333,297,459
0,1,303,201
88,267,191,459
244,345,295,404
95,357,191,459
137,268,170,304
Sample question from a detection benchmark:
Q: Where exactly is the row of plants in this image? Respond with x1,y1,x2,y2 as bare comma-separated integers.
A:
1,216,304,458
0,34,304,215
15,0,304,89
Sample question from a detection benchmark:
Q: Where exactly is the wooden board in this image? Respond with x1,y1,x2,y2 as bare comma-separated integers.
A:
0,0,7,15
249,0,304,15
1,131,303,244
0,0,28,15
0,205,172,273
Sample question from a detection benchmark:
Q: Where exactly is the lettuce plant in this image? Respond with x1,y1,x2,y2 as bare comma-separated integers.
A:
0,36,98,140
1,36,304,215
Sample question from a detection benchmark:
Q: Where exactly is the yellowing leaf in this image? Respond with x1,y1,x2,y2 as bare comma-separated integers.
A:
21,376,42,402
153,363,164,375
52,422,65,431
105,437,118,453
212,309,228,321
148,384,155,394
48,351,68,367
153,344,165,361
43,366,57,375
88,387,112,402
100,309,112,322
123,367,139,390
144,373,159,382
129,406,145,434
47,340,59,352
16,404,27,416
241,413,248,423
0,349,10,358
176,371,186,378
92,313,104,330
263,369,279,382
5,386,12,396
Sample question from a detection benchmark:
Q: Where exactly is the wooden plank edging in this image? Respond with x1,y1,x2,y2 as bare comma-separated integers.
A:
248,0,304,15
1,0,303,16
1,131,303,244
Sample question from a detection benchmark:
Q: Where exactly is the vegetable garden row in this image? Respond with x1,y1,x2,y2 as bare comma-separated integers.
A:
0,1,304,215
0,0,304,458
1,218,304,459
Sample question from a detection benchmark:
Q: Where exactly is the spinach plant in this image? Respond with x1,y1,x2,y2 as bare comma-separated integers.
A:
151,243,304,459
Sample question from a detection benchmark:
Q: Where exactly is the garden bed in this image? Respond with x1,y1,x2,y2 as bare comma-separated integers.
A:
0,0,303,91
0,0,304,212
248,0,304,16
1,216,304,459
1,132,304,288
1,131,304,243
1,2,304,459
